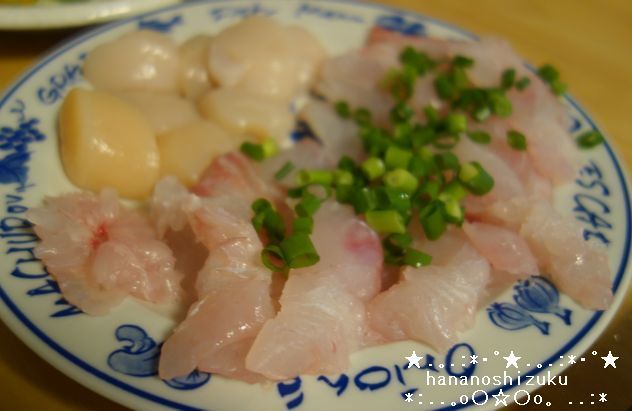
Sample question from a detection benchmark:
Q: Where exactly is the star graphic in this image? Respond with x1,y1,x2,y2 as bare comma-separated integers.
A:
567,354,576,364
503,350,521,369
470,355,479,365
404,392,413,402
601,351,618,368
492,389,510,406
406,351,423,369
599,393,607,402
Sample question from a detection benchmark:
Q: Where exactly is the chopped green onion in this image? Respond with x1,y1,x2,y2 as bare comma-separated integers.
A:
261,245,287,273
424,106,439,125
337,156,357,171
445,113,467,134
453,55,474,68
361,157,386,181
439,193,464,225
393,122,413,141
292,216,314,234
385,233,412,249
467,130,491,144
240,138,278,162
434,74,457,100
385,146,413,170
335,100,351,118
501,68,516,90
384,169,419,194
419,200,446,240
351,187,376,214
410,125,434,148
400,47,436,74
295,192,321,217
515,76,531,90
297,169,335,186
442,180,468,202
251,198,272,214
473,105,491,122
280,233,320,269
434,152,460,171
374,187,411,214
274,161,295,181
576,130,604,149
402,248,432,267
488,90,512,117
353,107,372,126
459,161,495,196
417,180,441,202
366,210,407,234
334,169,354,186
390,102,414,123
537,64,567,96
408,155,431,178
507,130,527,151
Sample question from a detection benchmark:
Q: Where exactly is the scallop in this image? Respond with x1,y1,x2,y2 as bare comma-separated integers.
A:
178,34,213,99
208,16,325,100
59,88,159,199
157,120,238,187
117,91,200,134
83,30,179,93
197,87,293,143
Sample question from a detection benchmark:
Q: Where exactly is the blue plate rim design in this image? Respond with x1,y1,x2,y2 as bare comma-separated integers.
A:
0,0,629,410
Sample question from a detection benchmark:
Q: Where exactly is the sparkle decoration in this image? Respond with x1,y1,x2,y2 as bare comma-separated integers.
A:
404,392,413,402
405,351,422,369
503,350,522,368
601,351,619,368
492,389,510,406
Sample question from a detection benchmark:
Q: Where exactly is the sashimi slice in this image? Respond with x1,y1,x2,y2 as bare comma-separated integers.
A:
27,189,182,315
245,201,383,379
368,231,490,351
520,201,613,309
462,222,538,279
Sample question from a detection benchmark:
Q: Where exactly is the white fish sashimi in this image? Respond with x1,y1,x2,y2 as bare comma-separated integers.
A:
159,237,274,382
27,189,182,315
520,201,613,309
462,222,538,279
368,231,490,351
246,201,383,379
299,100,363,162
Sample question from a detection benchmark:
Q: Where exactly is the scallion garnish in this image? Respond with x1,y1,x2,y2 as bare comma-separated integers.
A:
384,169,419,194
366,210,407,234
459,162,495,195
467,130,491,144
501,68,516,90
576,130,604,149
274,161,295,181
507,130,528,151
537,64,567,96
361,157,386,181
240,138,278,162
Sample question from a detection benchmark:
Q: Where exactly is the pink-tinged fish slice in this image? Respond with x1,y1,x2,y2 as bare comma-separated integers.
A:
246,201,383,379
27,189,182,315
368,233,490,351
520,201,613,309
159,235,275,382
192,151,282,202
462,222,538,279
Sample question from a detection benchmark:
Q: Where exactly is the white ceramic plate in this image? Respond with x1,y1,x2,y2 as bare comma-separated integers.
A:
0,1,629,410
0,0,180,30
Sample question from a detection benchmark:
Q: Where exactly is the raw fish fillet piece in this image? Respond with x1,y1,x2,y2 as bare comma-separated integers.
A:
520,201,613,310
27,189,182,315
246,201,383,379
157,175,275,382
159,237,274,383
368,231,490,351
462,222,539,279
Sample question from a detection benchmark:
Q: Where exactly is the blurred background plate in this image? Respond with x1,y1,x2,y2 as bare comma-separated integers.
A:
0,0,180,30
